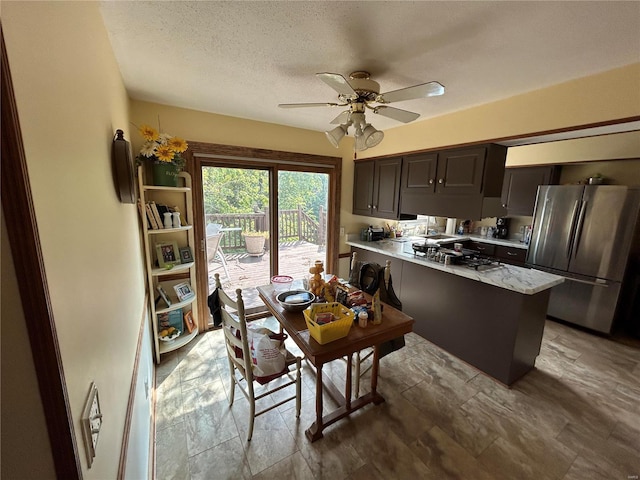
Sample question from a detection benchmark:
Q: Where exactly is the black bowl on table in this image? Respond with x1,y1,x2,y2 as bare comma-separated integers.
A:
276,289,316,312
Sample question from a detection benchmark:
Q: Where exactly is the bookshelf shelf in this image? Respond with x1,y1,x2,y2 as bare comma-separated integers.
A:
138,166,199,363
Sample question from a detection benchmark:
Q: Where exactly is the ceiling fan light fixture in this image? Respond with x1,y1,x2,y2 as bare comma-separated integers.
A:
363,124,384,148
354,133,368,151
325,124,348,148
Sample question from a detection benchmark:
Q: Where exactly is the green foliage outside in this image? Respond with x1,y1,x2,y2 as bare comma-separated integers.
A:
202,167,328,220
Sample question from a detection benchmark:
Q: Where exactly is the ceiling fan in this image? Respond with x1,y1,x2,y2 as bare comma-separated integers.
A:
279,71,445,150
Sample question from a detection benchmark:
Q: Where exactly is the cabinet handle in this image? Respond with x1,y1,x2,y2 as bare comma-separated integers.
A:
373,205,377,210
438,178,444,184
367,204,372,208
477,245,486,250
429,179,434,185
506,252,518,256
502,203,507,208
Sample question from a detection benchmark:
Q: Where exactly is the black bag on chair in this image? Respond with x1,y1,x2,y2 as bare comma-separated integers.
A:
207,288,223,328
357,262,405,357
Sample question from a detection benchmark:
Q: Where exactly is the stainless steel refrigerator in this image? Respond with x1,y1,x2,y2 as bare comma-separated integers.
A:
526,185,640,333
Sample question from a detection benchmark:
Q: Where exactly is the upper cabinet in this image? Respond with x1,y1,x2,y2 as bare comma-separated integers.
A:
400,144,507,218
435,146,488,195
353,157,402,219
501,166,560,216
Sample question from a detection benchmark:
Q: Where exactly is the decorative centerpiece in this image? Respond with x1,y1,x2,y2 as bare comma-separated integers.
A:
136,124,188,187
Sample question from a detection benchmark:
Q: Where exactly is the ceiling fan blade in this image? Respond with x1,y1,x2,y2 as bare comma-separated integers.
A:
330,110,351,125
278,102,341,108
373,106,420,123
316,73,358,99
378,81,445,103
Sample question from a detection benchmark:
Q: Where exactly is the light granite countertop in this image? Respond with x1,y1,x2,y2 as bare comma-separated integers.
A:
346,238,563,295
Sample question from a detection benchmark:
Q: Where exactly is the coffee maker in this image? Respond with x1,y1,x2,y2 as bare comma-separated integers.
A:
494,217,509,239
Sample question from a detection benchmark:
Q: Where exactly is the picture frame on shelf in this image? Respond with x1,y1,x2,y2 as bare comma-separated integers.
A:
155,241,180,268
156,285,172,308
179,246,194,263
184,310,196,333
173,281,195,302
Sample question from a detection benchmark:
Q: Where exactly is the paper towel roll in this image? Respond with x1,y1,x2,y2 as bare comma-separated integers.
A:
445,218,457,235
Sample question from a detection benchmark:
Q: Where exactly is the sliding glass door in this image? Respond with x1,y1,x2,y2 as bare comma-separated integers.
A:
200,165,329,314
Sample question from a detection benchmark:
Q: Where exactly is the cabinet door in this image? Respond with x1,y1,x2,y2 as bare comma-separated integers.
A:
353,160,375,216
495,245,527,266
467,241,496,256
373,157,402,218
401,153,437,194
436,147,486,195
501,166,559,216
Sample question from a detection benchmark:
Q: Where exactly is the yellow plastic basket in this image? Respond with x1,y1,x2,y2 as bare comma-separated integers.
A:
303,302,355,345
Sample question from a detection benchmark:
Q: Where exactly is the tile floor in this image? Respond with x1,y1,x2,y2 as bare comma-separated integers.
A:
155,318,640,479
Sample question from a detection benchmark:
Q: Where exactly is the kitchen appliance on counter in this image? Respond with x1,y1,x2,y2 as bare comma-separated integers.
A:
527,185,640,334
361,226,385,241
409,242,504,271
494,217,509,239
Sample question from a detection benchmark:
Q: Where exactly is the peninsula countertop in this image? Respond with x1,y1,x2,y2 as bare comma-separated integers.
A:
346,238,563,295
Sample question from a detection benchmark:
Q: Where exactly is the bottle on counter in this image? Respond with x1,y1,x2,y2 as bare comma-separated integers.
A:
358,311,368,328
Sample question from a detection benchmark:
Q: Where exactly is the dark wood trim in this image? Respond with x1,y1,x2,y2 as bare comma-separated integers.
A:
117,295,150,480
354,116,640,162
186,141,341,167
184,142,342,327
1,25,82,479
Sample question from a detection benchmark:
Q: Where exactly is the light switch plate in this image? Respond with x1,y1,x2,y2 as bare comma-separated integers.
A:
81,382,102,467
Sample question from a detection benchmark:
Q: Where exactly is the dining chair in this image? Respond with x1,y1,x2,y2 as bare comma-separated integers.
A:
207,232,230,280
214,273,301,441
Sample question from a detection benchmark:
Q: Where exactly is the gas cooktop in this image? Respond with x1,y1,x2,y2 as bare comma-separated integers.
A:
410,242,504,271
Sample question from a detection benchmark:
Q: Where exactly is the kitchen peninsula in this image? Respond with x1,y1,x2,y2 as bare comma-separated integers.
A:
347,237,563,385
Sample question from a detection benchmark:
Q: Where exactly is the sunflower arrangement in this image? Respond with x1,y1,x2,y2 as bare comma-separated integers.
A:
136,124,188,169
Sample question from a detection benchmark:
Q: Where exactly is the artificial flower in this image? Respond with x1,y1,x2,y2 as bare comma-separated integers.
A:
155,145,175,162
139,125,159,142
135,124,188,169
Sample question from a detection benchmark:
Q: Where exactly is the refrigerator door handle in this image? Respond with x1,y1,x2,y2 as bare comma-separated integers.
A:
573,200,588,257
566,200,581,259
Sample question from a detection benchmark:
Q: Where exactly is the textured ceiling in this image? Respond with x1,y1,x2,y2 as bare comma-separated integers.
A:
99,1,640,134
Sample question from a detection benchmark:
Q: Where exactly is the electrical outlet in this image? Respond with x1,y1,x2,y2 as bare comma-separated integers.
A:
82,382,102,467
340,226,345,236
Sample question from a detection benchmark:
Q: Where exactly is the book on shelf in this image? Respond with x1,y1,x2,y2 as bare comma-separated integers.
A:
137,199,150,229
149,201,164,229
158,308,183,333
145,203,159,229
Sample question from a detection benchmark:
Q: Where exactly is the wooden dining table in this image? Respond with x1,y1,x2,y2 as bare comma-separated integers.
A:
257,284,414,442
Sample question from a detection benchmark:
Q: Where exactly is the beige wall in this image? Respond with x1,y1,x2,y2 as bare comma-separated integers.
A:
130,101,347,158
507,131,640,166
2,2,148,478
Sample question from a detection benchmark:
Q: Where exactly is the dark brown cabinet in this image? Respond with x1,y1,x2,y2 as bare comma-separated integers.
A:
400,152,438,196
501,166,560,216
494,245,527,266
467,240,527,266
400,144,506,218
467,241,496,256
353,157,402,219
436,146,487,195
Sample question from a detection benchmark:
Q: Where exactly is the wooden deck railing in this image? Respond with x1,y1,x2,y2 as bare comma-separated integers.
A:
205,205,324,250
